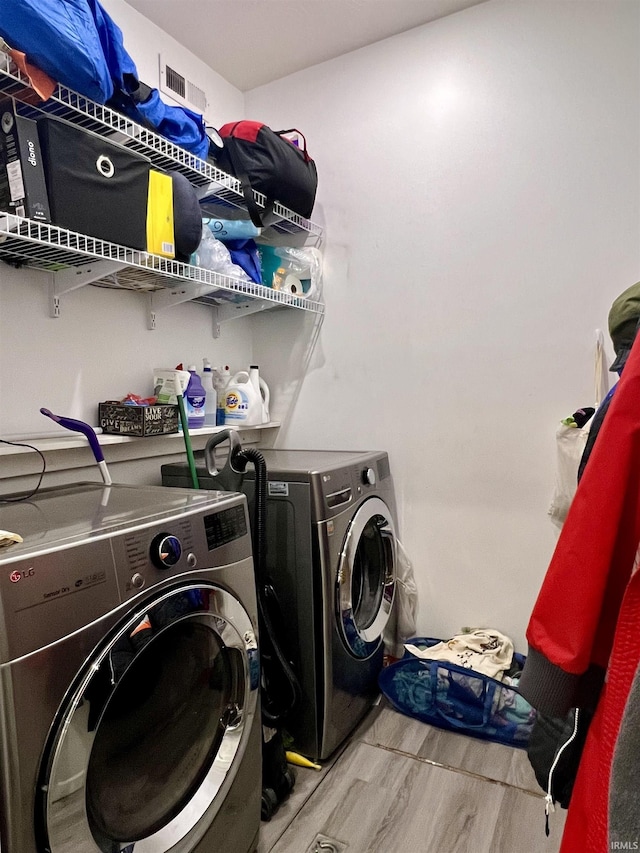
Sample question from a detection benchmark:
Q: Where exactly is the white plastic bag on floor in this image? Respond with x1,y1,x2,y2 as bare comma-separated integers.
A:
384,538,418,659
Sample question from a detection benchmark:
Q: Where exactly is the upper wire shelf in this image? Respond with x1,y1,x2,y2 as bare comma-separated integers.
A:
0,52,323,244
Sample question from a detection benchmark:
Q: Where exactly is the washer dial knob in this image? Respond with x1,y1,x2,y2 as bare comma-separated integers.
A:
362,467,376,486
150,533,182,570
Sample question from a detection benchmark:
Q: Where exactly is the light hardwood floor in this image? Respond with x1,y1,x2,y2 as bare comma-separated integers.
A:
258,699,567,853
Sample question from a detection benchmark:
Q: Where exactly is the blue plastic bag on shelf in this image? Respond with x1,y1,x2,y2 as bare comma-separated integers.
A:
0,0,113,103
223,239,263,284
378,637,537,748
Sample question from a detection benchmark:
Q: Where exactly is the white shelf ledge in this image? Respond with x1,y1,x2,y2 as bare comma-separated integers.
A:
0,422,280,457
0,423,280,483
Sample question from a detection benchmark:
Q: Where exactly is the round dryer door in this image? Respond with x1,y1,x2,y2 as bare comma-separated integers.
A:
336,496,396,659
38,582,259,853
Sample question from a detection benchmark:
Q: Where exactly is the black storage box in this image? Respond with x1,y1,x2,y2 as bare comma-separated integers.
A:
0,99,50,223
99,403,179,437
38,116,151,249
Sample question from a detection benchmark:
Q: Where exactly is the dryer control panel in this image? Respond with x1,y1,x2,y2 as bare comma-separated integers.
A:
319,458,386,517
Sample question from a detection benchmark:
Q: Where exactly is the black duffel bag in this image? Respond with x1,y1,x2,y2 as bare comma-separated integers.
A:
212,121,317,227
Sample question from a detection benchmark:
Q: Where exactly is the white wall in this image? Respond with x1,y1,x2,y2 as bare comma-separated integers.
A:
247,0,640,649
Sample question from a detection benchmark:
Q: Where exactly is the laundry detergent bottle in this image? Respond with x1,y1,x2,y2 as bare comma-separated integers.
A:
225,366,269,426
249,364,270,424
185,365,206,429
202,358,217,426
212,364,230,426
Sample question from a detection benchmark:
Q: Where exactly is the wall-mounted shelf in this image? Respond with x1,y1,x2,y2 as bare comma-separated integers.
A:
0,52,325,334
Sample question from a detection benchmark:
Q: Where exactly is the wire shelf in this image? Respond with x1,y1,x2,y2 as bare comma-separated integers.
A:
0,214,324,314
0,53,323,243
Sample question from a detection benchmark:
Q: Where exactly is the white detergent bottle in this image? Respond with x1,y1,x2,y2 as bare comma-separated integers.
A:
212,364,230,426
248,365,271,424
202,358,217,427
225,367,264,426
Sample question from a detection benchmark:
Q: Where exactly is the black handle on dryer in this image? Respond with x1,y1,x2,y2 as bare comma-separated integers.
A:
203,429,246,491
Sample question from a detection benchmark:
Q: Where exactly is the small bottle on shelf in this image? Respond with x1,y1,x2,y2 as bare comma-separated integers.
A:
213,365,230,426
185,365,206,429
202,358,217,427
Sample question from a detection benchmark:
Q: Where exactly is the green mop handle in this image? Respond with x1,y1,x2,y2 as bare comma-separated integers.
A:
177,393,199,490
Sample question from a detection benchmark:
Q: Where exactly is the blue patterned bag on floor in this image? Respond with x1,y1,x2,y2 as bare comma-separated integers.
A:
378,637,537,748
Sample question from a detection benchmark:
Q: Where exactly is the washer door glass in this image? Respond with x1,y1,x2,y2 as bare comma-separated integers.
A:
40,583,258,853
336,497,396,659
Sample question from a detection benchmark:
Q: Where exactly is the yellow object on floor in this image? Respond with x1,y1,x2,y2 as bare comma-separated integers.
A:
286,751,321,770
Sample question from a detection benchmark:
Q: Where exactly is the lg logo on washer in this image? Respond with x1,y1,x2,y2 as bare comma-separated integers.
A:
9,568,34,583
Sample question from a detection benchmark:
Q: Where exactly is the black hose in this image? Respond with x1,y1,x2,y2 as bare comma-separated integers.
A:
234,447,302,727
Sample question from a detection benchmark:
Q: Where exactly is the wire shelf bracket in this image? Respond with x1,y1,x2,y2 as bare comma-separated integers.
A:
49,260,125,317
148,283,285,337
147,283,213,332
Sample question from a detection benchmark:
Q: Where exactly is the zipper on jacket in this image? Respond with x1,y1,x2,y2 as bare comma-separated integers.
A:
544,708,580,836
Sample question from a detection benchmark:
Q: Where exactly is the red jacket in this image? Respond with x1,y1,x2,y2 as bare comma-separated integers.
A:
519,333,640,851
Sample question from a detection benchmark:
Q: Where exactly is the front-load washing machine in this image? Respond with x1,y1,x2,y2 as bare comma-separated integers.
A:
0,481,261,853
162,448,397,761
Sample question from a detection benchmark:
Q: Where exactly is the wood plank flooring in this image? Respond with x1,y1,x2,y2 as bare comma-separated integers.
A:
258,699,567,853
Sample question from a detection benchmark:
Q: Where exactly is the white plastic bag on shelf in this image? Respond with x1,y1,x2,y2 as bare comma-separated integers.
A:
548,330,609,528
383,538,419,659
275,246,323,301
259,245,323,300
191,225,251,281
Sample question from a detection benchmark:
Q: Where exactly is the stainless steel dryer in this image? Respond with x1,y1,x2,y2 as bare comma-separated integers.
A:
162,448,398,762
0,482,261,853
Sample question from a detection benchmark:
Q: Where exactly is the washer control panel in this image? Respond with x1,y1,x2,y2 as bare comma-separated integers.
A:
114,500,251,601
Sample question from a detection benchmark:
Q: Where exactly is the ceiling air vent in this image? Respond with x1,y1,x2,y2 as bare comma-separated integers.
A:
165,64,186,100
159,54,209,118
